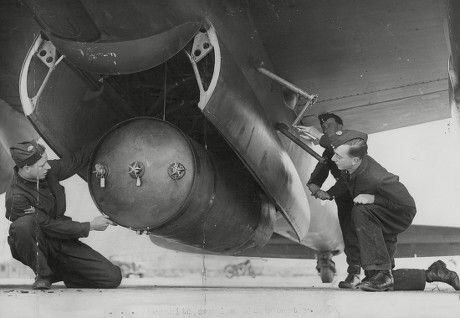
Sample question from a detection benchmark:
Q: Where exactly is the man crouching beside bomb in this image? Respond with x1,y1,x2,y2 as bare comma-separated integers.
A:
5,140,121,290
297,127,460,292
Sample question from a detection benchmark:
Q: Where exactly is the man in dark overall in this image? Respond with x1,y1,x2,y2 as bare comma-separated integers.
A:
301,113,360,289
5,140,122,290
308,130,459,291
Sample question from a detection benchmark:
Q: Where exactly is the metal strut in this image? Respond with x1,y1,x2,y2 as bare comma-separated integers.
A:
277,123,325,164
257,67,322,162
257,67,318,126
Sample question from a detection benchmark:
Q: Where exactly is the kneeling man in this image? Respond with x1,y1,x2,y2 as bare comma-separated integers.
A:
5,140,121,290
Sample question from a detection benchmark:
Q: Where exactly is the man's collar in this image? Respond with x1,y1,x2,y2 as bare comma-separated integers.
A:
349,155,369,180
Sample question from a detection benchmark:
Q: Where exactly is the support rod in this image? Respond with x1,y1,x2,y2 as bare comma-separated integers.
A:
257,67,318,102
257,67,318,127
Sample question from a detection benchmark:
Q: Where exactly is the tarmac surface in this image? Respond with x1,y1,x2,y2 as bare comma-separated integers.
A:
1,273,460,318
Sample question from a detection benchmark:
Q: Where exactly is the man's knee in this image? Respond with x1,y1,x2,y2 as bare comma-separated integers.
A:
9,215,37,240
107,265,122,288
351,204,371,223
101,265,122,288
351,204,384,231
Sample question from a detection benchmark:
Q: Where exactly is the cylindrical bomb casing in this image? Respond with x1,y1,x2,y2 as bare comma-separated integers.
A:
88,117,274,253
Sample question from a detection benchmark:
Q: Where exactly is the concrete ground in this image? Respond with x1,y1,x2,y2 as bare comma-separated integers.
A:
1,268,459,318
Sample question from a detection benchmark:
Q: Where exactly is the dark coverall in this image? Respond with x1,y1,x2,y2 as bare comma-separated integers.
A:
328,154,426,289
5,147,121,288
309,139,360,275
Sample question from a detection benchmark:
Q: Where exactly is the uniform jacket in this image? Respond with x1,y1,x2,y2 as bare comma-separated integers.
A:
308,134,345,197
308,144,341,186
5,146,94,240
327,154,417,215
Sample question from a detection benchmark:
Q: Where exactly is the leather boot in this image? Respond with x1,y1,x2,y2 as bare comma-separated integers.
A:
360,270,394,292
356,270,375,288
32,276,51,290
338,273,361,289
425,260,460,291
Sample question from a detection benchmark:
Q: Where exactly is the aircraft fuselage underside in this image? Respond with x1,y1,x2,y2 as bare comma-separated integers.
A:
18,0,349,258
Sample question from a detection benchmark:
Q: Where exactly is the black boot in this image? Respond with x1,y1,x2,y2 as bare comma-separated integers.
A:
32,276,51,290
338,273,361,289
356,270,375,288
360,270,394,292
425,260,460,291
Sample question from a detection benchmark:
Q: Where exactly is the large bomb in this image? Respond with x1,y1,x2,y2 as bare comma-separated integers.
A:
88,117,275,253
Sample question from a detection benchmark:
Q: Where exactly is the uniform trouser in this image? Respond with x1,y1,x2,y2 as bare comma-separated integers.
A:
335,195,360,274
8,215,122,288
352,204,415,271
393,269,426,290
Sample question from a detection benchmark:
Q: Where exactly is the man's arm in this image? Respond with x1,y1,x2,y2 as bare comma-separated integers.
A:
308,161,330,190
354,175,416,213
6,194,89,239
6,194,115,239
38,211,115,240
49,142,97,181
326,175,349,199
30,209,115,240
36,210,91,240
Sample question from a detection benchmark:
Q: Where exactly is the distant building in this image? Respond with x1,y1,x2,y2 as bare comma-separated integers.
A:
0,259,33,278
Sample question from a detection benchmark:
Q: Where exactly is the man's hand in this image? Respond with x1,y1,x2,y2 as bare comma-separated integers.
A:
24,206,35,214
90,215,117,231
307,183,321,195
314,190,332,201
353,194,375,205
294,125,324,141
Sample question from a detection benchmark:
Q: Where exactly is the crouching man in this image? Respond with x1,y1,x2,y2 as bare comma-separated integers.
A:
312,130,415,291
5,140,121,290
